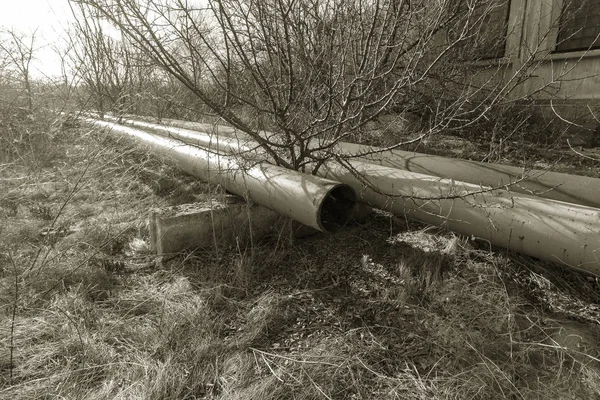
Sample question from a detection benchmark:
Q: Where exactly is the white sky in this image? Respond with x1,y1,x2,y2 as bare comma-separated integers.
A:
0,0,77,79
0,0,201,80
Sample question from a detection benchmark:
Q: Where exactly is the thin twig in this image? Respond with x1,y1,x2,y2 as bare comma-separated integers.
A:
8,251,18,386
567,139,600,161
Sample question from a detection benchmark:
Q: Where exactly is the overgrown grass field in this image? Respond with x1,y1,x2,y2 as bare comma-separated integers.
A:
1,112,600,399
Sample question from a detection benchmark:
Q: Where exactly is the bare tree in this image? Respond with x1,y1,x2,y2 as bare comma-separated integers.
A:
66,2,157,116
0,28,37,115
0,37,12,82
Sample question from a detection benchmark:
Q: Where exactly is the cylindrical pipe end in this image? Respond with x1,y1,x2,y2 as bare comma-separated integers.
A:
318,184,357,233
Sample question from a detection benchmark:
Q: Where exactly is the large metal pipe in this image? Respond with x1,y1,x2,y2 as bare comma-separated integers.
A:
321,160,600,276
82,118,356,233
336,142,600,209
105,116,600,275
102,116,258,155
126,116,600,209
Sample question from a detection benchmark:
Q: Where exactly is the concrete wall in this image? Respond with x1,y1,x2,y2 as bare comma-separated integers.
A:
516,0,600,101
466,1,600,98
462,0,600,144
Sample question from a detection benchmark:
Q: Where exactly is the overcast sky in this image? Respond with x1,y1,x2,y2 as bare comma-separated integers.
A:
0,0,76,79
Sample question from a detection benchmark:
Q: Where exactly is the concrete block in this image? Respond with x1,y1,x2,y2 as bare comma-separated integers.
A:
148,196,372,257
149,195,283,256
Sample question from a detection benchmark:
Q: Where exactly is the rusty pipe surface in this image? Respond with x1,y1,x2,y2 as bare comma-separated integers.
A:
321,160,600,276
82,118,356,233
104,116,600,274
124,116,600,209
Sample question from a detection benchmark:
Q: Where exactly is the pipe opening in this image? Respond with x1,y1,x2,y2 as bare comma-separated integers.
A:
318,184,357,233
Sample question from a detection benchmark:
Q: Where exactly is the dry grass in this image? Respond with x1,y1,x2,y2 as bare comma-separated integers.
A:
1,111,600,399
